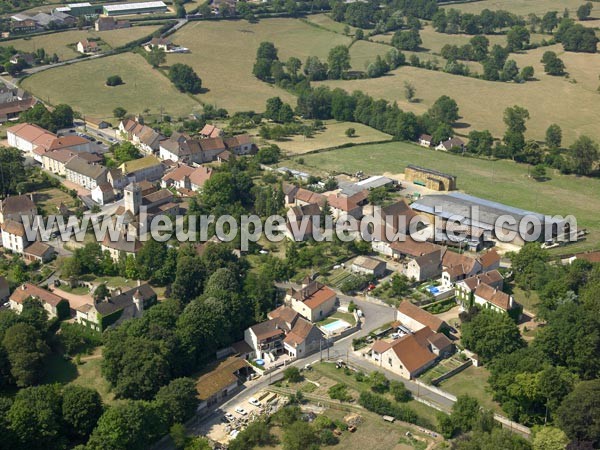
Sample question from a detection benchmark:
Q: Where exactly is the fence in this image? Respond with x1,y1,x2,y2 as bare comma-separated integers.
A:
430,360,472,386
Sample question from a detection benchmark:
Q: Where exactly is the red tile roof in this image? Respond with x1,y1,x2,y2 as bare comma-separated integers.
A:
397,300,445,332
10,283,65,307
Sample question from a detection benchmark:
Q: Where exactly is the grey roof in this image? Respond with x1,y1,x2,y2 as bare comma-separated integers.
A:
65,157,107,180
94,283,155,316
411,192,559,232
355,175,395,190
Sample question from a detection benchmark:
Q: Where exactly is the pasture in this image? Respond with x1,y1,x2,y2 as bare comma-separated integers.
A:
2,25,160,60
166,18,390,112
317,46,600,144
282,140,600,251
264,120,391,154
22,52,200,119
441,0,588,16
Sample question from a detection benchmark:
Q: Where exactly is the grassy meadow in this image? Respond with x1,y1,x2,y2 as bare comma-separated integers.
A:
441,0,592,16
22,52,200,119
281,140,600,251
1,25,160,60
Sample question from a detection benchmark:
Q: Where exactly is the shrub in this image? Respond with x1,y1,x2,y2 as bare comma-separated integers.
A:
328,383,352,402
106,75,123,86
358,391,418,423
283,366,303,383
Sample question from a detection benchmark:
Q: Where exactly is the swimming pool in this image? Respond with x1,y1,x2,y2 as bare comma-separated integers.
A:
321,319,350,334
426,286,440,295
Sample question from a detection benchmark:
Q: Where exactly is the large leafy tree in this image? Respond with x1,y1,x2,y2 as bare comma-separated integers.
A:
154,377,198,424
2,323,49,387
569,135,599,175
557,379,600,446
327,45,351,80
168,63,202,94
62,385,104,439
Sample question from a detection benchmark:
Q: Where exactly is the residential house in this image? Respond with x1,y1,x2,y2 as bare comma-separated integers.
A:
0,277,10,303
286,279,338,322
282,183,299,205
441,249,482,287
473,283,520,316
9,53,35,66
75,283,156,331
118,155,164,183
285,202,320,241
91,182,115,205
23,241,55,263
200,124,223,138
94,16,130,31
327,192,362,219
195,357,252,410
189,166,213,191
148,37,171,51
373,326,453,379
119,118,164,154
10,18,37,33
351,256,386,278
9,283,69,319
404,249,442,282
0,194,37,224
418,134,432,147
1,220,30,254
101,233,142,261
479,248,501,272
107,168,128,190
294,188,326,207
0,85,36,123
65,156,107,190
455,270,504,309
223,134,254,155
396,300,447,333
435,137,465,152
85,117,112,130
371,200,422,254
76,39,100,54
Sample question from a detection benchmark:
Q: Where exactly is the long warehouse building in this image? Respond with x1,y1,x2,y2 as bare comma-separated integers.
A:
103,1,168,16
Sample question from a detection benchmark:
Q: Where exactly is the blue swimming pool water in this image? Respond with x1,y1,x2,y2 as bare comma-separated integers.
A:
321,319,349,333
427,286,440,295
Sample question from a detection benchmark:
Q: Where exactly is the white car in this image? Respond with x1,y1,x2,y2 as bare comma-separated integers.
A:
248,397,261,407
229,429,240,438
224,412,235,422
235,406,248,416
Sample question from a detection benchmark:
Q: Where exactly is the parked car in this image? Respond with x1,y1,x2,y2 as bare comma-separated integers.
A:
248,398,261,407
235,407,248,416
224,412,235,422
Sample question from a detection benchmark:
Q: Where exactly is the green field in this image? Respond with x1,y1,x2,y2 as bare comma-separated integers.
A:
22,52,201,120
282,141,600,252
442,0,590,16
264,120,391,154
165,18,392,112
438,366,502,414
2,25,160,60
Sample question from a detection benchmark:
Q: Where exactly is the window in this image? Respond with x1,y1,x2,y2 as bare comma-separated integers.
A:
388,357,392,366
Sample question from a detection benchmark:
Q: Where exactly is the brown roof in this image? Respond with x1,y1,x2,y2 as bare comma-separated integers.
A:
196,357,248,401
268,305,299,324
295,188,326,206
10,283,65,307
388,327,437,373
461,270,503,291
162,164,194,183
7,123,54,143
44,149,77,164
189,166,213,188
290,280,336,310
101,233,142,253
397,300,445,332
352,255,384,271
413,249,442,269
427,333,452,351
0,97,36,116
390,239,441,258
223,134,252,148
284,317,317,347
474,284,513,311
200,124,222,138
47,135,89,151
249,318,287,341
143,188,172,205
198,137,226,152
1,219,25,237
479,249,501,270
327,193,359,212
371,339,394,354
575,251,600,263
23,241,52,257
289,202,321,219
1,194,35,215
442,249,478,276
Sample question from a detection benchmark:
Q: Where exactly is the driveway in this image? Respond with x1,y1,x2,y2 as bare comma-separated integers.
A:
50,286,93,310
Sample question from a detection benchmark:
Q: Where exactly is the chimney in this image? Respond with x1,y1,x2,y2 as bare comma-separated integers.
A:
21,284,25,290
137,279,141,287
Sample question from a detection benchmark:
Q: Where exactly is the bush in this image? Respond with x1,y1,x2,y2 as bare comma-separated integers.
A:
368,371,389,393
390,380,412,403
358,391,418,423
283,367,303,383
328,383,352,402
106,75,123,86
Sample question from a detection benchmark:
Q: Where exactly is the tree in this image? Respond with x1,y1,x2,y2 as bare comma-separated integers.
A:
390,380,411,402
256,144,281,164
303,56,328,81
557,379,600,446
392,29,422,51
62,385,103,439
146,47,166,68
404,81,416,102
428,95,459,124
507,25,531,51
345,127,356,137
327,45,351,79
541,51,566,75
500,59,519,81
283,366,303,383
253,58,273,81
569,135,599,175
541,11,559,32
531,164,547,180
106,75,123,86
113,106,127,119
0,147,28,197
171,255,206,303
257,41,278,61
461,309,524,363
451,395,481,434
52,104,74,129
2,323,49,387
112,141,140,163
155,377,197,424
504,105,530,134
467,130,494,155
8,384,64,449
136,239,168,282
521,65,535,80
265,96,283,121
282,421,320,450
87,400,166,450
168,64,202,94
533,426,569,450
511,243,549,290
545,124,562,148
577,2,593,20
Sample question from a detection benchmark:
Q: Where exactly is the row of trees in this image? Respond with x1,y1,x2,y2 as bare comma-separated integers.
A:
331,0,438,30
432,8,523,35
20,103,74,133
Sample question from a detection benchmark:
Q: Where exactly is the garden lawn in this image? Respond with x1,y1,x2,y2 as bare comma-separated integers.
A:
438,366,503,414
